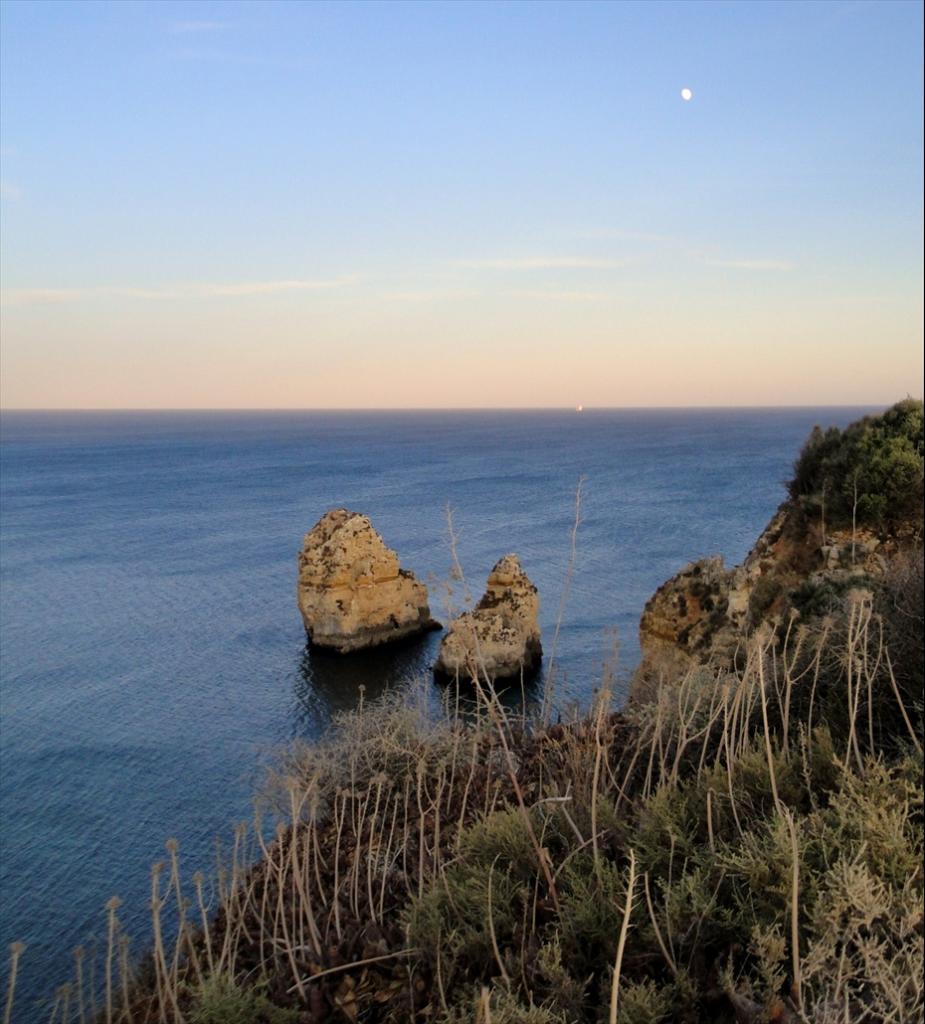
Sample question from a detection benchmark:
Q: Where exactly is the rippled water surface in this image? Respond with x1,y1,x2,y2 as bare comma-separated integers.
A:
0,407,872,1016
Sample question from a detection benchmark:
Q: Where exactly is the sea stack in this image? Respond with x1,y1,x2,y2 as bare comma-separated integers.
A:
435,554,542,682
297,509,437,653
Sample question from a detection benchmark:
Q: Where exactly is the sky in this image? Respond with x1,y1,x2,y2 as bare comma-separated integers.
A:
0,0,922,409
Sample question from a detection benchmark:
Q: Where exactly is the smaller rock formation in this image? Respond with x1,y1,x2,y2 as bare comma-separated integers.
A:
434,554,542,682
297,509,438,653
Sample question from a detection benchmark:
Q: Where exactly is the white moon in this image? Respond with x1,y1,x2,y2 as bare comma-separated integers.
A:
681,87,693,101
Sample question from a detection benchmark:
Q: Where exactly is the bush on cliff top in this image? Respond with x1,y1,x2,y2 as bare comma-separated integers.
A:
788,397,924,529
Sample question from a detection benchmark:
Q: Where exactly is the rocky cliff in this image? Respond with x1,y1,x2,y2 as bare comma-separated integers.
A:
435,554,542,682
636,398,924,689
297,509,437,653
636,501,902,679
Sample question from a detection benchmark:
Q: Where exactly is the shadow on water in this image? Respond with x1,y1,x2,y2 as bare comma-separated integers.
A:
292,630,445,726
434,661,546,721
291,629,546,729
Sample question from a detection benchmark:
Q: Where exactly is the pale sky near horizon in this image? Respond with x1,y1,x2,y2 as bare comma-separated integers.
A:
0,0,922,409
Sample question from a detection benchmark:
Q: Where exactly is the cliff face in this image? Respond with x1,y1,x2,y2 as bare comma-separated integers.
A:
297,509,437,653
637,498,908,680
435,554,542,682
638,402,924,681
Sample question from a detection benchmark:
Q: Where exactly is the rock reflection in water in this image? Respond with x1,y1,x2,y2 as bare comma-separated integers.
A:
293,629,544,729
293,631,443,725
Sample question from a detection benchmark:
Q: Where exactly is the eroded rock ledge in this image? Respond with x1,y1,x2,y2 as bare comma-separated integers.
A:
637,501,900,681
297,509,438,653
434,554,542,682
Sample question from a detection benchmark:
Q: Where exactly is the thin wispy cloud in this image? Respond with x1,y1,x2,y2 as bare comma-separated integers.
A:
0,180,23,201
201,278,354,296
0,278,355,308
510,289,608,302
705,258,795,271
167,46,301,68
0,288,81,307
168,20,229,35
381,287,480,303
571,228,672,244
456,257,632,271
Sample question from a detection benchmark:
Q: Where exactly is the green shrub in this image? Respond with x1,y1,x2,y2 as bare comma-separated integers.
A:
407,812,532,983
615,978,675,1024
186,974,299,1024
788,399,924,529
748,574,783,621
440,988,573,1024
557,855,632,978
877,547,925,722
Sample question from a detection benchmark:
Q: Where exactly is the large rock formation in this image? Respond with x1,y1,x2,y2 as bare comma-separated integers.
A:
434,554,542,682
297,509,437,653
637,501,901,680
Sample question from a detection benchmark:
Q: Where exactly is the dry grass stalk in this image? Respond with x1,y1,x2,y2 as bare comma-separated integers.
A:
609,849,637,1024
3,943,25,1024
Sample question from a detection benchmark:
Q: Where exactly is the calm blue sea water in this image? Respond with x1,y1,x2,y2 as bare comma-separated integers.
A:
0,407,873,1018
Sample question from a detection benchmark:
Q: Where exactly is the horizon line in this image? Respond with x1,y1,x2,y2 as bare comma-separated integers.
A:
0,402,897,414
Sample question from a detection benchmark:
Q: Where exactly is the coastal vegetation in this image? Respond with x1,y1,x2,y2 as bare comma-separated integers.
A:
4,404,923,1023
636,400,924,680
788,398,924,530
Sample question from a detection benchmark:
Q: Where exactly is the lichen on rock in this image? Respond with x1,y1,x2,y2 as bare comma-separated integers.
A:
297,509,438,653
636,495,913,690
637,554,734,676
434,554,542,682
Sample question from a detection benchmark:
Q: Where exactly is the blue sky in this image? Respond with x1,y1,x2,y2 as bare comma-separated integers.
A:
1,0,922,407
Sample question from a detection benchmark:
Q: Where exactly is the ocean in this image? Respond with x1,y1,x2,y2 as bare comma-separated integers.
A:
0,407,873,1017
